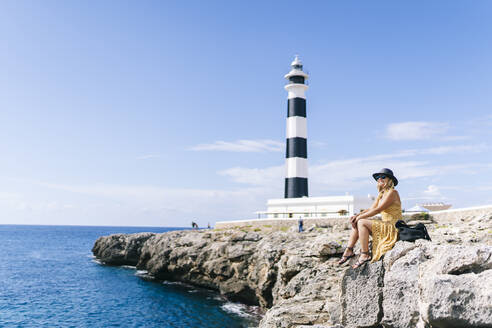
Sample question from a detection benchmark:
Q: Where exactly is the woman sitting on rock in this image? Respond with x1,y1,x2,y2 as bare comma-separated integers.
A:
338,168,402,269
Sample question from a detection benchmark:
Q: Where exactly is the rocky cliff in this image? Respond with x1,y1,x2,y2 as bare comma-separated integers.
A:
92,212,492,328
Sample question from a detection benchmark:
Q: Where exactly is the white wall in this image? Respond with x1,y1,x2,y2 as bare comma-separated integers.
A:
264,195,375,218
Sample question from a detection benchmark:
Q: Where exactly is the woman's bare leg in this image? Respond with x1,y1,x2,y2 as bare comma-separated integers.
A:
357,219,372,259
347,227,359,249
338,227,358,264
351,219,374,268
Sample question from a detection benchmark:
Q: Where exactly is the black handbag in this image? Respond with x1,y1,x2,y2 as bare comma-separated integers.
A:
395,220,432,242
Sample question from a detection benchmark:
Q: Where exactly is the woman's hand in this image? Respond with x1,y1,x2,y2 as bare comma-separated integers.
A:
350,214,358,228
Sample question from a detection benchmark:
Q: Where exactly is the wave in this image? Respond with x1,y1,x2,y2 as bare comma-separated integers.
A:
121,265,137,269
134,270,156,280
161,281,189,287
220,302,254,318
207,295,225,301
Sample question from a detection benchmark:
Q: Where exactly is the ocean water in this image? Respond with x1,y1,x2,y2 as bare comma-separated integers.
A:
0,225,261,327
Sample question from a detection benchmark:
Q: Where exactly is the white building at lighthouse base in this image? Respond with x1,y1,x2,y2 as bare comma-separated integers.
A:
255,195,376,219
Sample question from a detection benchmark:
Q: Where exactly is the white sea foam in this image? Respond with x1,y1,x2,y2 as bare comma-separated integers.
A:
162,281,189,287
220,302,254,318
134,270,157,280
121,265,137,269
91,259,103,265
208,295,225,301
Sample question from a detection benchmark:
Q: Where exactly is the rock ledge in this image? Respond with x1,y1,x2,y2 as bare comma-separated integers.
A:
92,213,492,328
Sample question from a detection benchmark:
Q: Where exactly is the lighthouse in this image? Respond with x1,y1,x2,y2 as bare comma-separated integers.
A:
284,56,309,198
213,56,378,226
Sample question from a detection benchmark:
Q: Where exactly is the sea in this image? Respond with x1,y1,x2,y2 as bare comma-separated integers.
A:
0,225,262,327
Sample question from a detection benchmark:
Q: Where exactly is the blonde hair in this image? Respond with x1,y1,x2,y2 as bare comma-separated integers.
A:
377,178,395,194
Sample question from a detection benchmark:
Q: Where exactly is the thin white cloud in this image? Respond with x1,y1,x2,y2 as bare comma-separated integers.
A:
219,144,490,193
419,144,488,155
310,159,436,191
386,121,449,140
0,192,75,212
311,141,329,149
401,195,448,202
439,135,471,141
467,114,492,128
4,140,489,226
35,181,274,221
402,185,449,203
408,185,492,194
0,178,282,226
218,159,436,194
189,139,283,152
219,165,284,186
423,185,441,197
0,191,22,200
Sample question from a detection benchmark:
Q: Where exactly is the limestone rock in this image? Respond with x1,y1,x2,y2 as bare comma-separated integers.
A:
259,298,328,328
381,242,426,328
297,325,343,328
418,245,492,328
260,260,344,327
340,260,384,328
91,209,492,328
92,232,154,266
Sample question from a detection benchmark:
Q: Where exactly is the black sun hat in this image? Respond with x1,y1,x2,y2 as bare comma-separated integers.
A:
372,168,398,186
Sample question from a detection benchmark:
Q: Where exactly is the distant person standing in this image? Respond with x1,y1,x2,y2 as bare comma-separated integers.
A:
191,221,198,230
298,217,304,233
207,222,211,229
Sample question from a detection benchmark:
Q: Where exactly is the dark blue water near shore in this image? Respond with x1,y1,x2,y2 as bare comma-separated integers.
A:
0,225,260,327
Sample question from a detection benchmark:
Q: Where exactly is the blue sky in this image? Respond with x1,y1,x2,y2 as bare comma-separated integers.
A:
0,1,491,227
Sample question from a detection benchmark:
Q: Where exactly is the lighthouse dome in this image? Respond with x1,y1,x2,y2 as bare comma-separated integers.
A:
291,55,303,69
284,55,309,82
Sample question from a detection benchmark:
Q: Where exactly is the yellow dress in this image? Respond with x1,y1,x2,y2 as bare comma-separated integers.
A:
371,191,402,262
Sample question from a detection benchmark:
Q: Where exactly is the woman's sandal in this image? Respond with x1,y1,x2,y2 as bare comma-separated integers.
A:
338,247,355,265
352,251,371,269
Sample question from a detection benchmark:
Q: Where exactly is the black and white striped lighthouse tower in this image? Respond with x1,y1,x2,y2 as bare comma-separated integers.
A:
284,55,309,198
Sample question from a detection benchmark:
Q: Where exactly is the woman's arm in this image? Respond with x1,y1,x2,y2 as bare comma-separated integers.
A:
358,190,397,219
349,196,381,227
351,190,398,223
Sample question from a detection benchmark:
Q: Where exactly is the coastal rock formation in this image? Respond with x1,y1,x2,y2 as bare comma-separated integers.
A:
340,261,384,327
92,211,492,328
93,229,344,309
92,232,154,266
340,240,492,328
259,259,345,327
